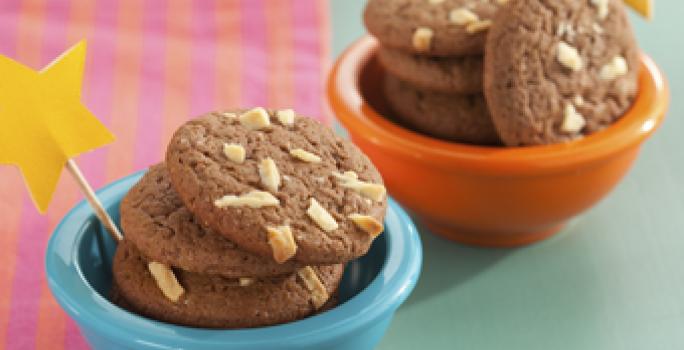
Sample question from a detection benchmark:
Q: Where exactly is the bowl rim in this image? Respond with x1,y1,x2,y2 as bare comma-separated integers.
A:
328,36,670,175
46,170,423,348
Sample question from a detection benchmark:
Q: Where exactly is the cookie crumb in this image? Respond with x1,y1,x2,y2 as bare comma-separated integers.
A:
297,266,329,309
591,0,609,20
449,8,479,26
214,190,280,208
466,20,492,34
147,262,185,303
333,171,387,202
276,109,296,126
290,148,322,163
239,107,271,130
599,56,628,81
412,27,433,52
561,103,586,134
223,143,246,164
556,41,583,72
266,225,297,263
306,198,339,232
258,158,281,193
239,277,255,287
349,214,384,238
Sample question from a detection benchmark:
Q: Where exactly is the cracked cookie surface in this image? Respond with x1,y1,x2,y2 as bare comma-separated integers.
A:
165,109,387,264
484,0,639,146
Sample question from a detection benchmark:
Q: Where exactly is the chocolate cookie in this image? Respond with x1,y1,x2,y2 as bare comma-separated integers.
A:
120,163,299,278
364,0,504,56
112,240,345,329
166,109,387,265
384,74,501,145
378,47,483,94
484,0,639,146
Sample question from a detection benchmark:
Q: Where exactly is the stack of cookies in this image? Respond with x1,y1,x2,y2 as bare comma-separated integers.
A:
365,0,508,145
111,108,388,328
364,0,639,147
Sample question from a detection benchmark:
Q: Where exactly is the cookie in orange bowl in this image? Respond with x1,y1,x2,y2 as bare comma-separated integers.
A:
327,35,668,246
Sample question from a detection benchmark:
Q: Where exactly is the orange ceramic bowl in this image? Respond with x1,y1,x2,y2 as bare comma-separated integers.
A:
327,36,669,247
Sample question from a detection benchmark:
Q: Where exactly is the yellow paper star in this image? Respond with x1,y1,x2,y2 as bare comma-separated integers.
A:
625,0,653,19
0,41,114,212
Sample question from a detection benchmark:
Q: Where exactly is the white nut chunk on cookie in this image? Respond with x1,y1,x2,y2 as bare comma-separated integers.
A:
449,8,479,26
266,225,297,263
297,266,329,309
307,198,339,232
466,20,492,34
239,107,271,130
591,0,609,20
412,27,433,52
276,109,296,126
290,148,322,163
556,41,583,72
259,157,281,193
599,56,628,81
148,261,185,303
561,103,586,134
239,277,255,287
214,190,280,208
349,214,384,238
223,143,246,163
332,171,386,202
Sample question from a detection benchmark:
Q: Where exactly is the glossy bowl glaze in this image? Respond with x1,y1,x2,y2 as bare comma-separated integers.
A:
46,170,422,350
328,36,669,247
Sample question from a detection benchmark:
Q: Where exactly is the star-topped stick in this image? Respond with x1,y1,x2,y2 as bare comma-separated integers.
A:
0,41,185,301
0,41,122,242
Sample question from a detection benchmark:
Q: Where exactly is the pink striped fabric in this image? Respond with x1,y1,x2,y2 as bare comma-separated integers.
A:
0,0,331,348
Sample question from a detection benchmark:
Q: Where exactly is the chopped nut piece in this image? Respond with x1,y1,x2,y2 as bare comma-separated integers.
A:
465,20,492,34
148,262,184,302
349,214,384,238
267,225,297,263
239,277,255,287
297,266,329,309
592,23,604,34
561,103,586,134
556,41,583,72
306,198,338,232
573,95,585,107
276,109,295,126
259,158,281,192
214,190,280,208
239,107,271,130
428,0,445,4
449,8,479,26
223,143,246,163
222,112,237,119
290,148,322,163
591,0,609,20
412,27,433,52
599,56,628,81
332,171,386,202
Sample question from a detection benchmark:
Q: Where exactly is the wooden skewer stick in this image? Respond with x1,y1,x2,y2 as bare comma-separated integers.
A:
65,159,123,242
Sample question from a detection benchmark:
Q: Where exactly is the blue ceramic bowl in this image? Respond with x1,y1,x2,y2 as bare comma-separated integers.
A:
46,171,422,350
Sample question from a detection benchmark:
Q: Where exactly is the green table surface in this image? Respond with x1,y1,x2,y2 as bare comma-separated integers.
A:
330,2,684,349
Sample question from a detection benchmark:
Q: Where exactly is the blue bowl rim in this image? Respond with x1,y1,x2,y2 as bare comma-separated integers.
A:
46,170,423,348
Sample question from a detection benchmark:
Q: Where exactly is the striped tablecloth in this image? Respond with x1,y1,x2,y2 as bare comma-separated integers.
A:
0,0,330,348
